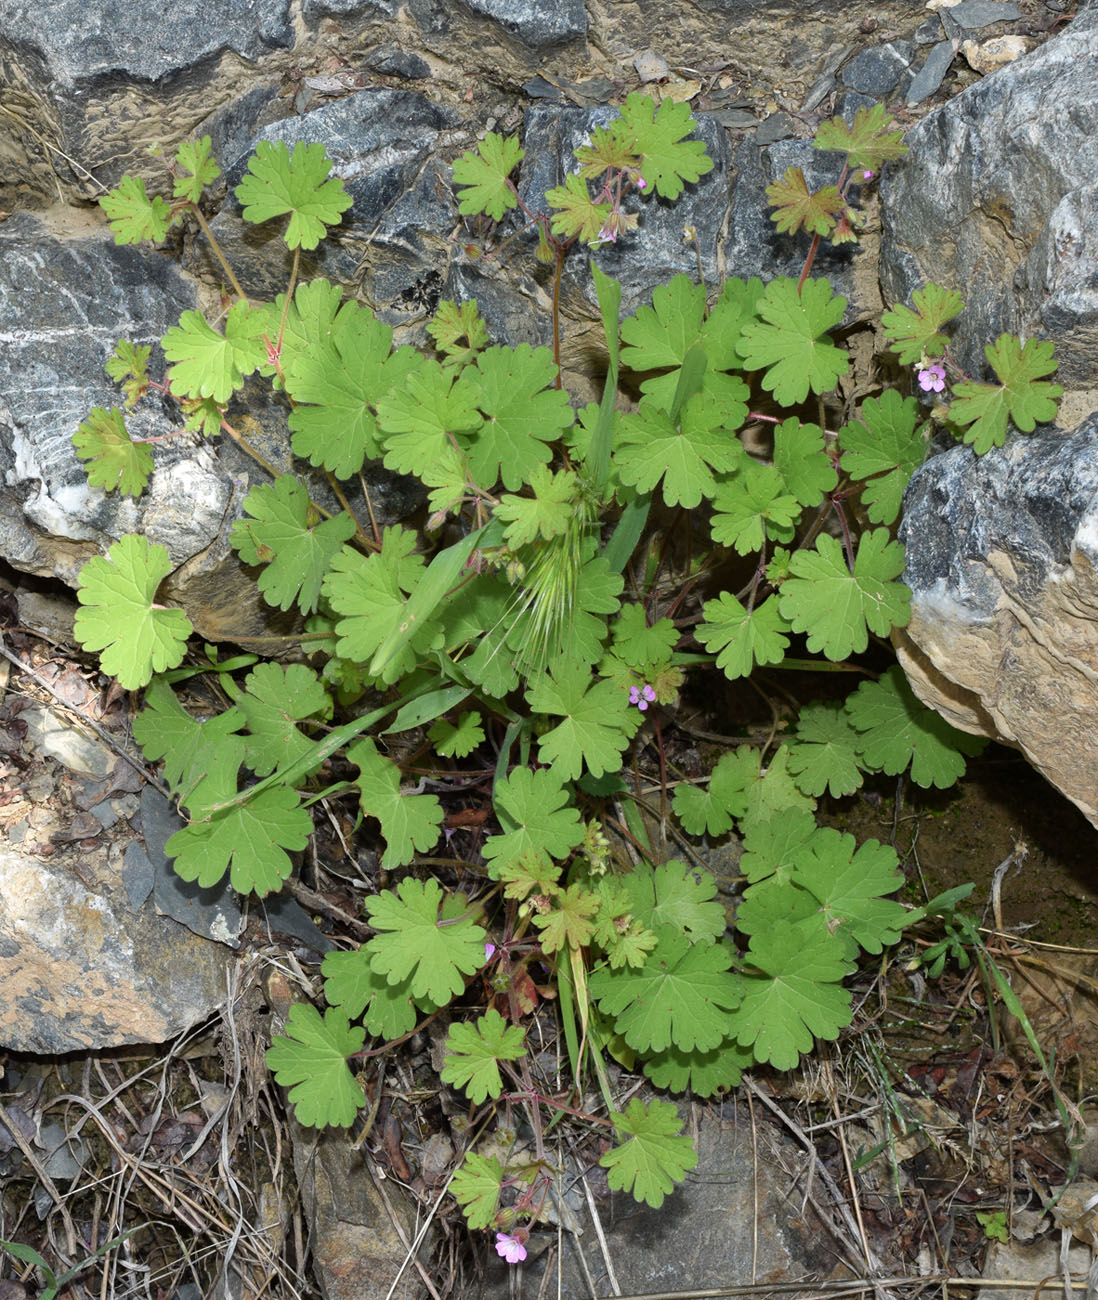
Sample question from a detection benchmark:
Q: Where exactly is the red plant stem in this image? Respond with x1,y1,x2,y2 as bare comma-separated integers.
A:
551,244,564,387
831,495,857,573
797,232,821,293
500,1086,614,1128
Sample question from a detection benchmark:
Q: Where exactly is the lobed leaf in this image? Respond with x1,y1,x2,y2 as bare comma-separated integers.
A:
266,1004,365,1128
732,919,853,1069
736,278,848,404
231,476,357,615
173,136,221,203
441,1009,526,1104
100,175,172,244
365,876,485,1005
600,1097,699,1208
778,530,910,661
881,282,963,365
845,664,986,788
696,593,790,681
235,139,352,250
73,407,153,497
766,166,845,237
348,738,443,869
839,390,928,525
74,536,192,689
452,133,524,221
590,928,742,1054
482,766,585,877
948,334,1061,454
813,103,907,171
617,93,713,200
162,303,268,404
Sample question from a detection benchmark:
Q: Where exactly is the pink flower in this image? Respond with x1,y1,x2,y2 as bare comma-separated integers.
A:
862,169,874,180
917,362,946,393
484,942,496,962
495,1232,527,1264
629,684,657,712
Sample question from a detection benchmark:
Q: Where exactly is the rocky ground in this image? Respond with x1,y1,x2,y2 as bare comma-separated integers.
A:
3,2,1098,1298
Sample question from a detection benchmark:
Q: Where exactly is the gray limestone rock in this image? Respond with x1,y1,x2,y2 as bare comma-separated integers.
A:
0,1,294,201
905,38,960,105
0,210,207,587
0,840,235,1052
0,0,292,86
882,5,1098,390
363,45,432,78
303,0,394,15
0,214,281,643
456,0,587,47
943,1,1024,31
0,209,420,643
841,42,915,97
201,88,460,307
140,786,245,947
897,416,1098,829
479,1108,837,1299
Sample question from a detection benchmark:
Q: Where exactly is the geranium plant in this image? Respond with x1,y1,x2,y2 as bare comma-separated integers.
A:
69,93,1060,1250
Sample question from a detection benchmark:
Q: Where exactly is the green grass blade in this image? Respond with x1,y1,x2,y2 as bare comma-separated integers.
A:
369,516,505,679
603,492,650,575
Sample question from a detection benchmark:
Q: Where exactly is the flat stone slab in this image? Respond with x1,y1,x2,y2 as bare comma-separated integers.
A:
0,842,235,1053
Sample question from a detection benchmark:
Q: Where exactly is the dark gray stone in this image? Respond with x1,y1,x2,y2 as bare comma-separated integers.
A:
754,110,795,143
905,38,959,104
456,0,586,47
841,42,914,96
303,0,393,16
710,107,763,128
260,894,336,952
363,45,431,78
915,17,944,43
202,83,283,184
396,0,586,47
516,104,734,317
203,88,459,300
141,786,245,946
800,40,856,111
945,1,1024,30
0,0,293,86
446,260,553,352
122,839,155,910
897,416,1098,829
0,212,208,586
882,4,1098,389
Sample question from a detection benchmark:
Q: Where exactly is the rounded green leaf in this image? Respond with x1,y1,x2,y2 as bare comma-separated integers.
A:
74,535,191,689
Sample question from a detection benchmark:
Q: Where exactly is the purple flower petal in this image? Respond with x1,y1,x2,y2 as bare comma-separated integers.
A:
495,1233,527,1264
917,363,946,394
